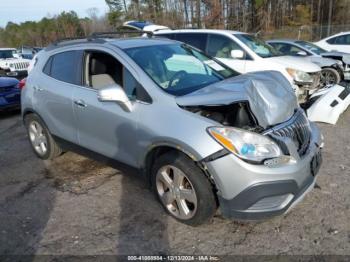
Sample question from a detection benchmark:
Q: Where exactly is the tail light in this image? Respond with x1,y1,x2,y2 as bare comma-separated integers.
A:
19,78,26,90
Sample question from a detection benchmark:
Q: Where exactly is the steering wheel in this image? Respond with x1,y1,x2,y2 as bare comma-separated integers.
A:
168,70,188,89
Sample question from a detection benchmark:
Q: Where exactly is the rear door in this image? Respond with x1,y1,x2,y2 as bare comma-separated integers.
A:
34,50,83,143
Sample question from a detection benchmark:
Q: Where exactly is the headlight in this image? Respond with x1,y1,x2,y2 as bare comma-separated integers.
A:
9,63,14,67
207,127,282,162
286,68,313,84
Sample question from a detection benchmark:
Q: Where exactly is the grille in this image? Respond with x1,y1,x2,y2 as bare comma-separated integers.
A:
0,86,15,92
264,109,311,156
13,62,29,70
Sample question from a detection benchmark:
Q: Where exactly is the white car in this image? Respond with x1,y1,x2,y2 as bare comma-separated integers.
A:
152,29,322,103
314,32,350,53
0,48,31,77
130,23,349,125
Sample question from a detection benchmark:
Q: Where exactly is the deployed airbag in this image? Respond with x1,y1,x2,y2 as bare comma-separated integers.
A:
176,71,298,128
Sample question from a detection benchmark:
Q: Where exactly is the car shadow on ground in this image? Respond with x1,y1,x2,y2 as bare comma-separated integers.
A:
0,112,56,260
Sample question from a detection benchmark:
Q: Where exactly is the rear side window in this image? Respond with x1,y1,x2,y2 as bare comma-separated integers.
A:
334,34,350,45
175,33,208,51
326,37,336,44
42,57,52,75
45,51,82,85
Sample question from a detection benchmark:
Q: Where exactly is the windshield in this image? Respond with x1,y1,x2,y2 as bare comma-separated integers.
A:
125,43,238,96
0,50,15,59
295,41,327,55
235,34,282,58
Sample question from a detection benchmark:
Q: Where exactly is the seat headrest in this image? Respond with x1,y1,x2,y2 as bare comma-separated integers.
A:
90,58,107,75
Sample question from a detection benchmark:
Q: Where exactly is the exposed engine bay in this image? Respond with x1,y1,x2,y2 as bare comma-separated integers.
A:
182,102,263,132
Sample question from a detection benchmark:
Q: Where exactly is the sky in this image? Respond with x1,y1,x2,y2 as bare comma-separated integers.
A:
0,0,109,27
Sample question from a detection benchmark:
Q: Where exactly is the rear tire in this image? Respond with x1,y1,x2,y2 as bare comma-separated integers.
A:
151,152,217,226
25,114,62,160
321,67,341,86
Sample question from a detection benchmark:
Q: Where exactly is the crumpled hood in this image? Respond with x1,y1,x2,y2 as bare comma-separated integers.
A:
321,52,350,64
176,70,298,128
264,55,321,73
306,56,337,67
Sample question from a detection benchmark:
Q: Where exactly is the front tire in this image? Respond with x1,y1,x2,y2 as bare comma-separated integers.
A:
151,152,217,226
25,114,62,160
321,67,341,86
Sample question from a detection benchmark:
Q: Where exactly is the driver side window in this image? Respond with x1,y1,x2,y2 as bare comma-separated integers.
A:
84,51,143,100
207,34,246,59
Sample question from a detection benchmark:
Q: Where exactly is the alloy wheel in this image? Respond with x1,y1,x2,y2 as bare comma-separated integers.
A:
156,165,198,220
321,70,337,85
28,121,48,156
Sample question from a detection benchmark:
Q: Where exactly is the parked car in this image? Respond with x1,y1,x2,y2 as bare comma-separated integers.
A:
22,34,323,226
314,32,350,53
267,39,345,85
0,77,21,111
18,46,43,60
147,28,322,103
0,48,30,78
147,27,350,124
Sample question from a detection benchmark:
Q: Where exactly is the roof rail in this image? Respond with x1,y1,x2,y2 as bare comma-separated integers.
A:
47,30,154,50
90,30,153,38
52,36,91,46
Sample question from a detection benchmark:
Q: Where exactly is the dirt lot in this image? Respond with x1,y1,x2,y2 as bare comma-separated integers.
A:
0,109,349,257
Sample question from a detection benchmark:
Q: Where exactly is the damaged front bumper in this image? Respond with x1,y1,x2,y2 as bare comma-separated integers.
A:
203,122,323,220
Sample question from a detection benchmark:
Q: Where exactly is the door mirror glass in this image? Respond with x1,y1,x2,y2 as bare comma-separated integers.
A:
97,84,133,112
296,51,308,56
231,50,245,59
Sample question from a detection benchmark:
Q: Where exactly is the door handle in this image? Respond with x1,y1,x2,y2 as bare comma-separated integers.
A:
74,99,87,108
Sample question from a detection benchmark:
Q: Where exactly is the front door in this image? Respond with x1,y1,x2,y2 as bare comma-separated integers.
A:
73,50,140,166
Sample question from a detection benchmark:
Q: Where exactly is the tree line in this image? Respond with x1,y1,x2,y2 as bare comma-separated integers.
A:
0,0,349,47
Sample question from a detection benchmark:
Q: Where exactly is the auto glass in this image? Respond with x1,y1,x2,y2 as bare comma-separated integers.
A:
295,41,327,55
207,34,245,59
235,34,282,58
125,43,238,96
0,50,15,59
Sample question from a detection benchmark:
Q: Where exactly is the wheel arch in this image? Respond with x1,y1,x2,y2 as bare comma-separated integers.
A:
22,108,51,132
142,143,218,191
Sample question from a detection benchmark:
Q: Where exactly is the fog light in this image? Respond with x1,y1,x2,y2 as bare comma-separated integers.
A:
7,71,18,76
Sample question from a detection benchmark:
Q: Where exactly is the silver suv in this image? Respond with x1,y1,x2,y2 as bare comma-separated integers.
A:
22,35,323,226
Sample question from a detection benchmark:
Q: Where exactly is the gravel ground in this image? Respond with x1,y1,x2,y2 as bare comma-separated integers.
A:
0,109,349,256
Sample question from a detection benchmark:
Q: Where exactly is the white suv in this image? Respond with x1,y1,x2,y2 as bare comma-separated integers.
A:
0,48,31,77
153,29,322,103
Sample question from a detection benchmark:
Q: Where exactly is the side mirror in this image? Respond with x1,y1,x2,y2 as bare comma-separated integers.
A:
97,85,133,112
296,51,308,56
230,50,245,59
